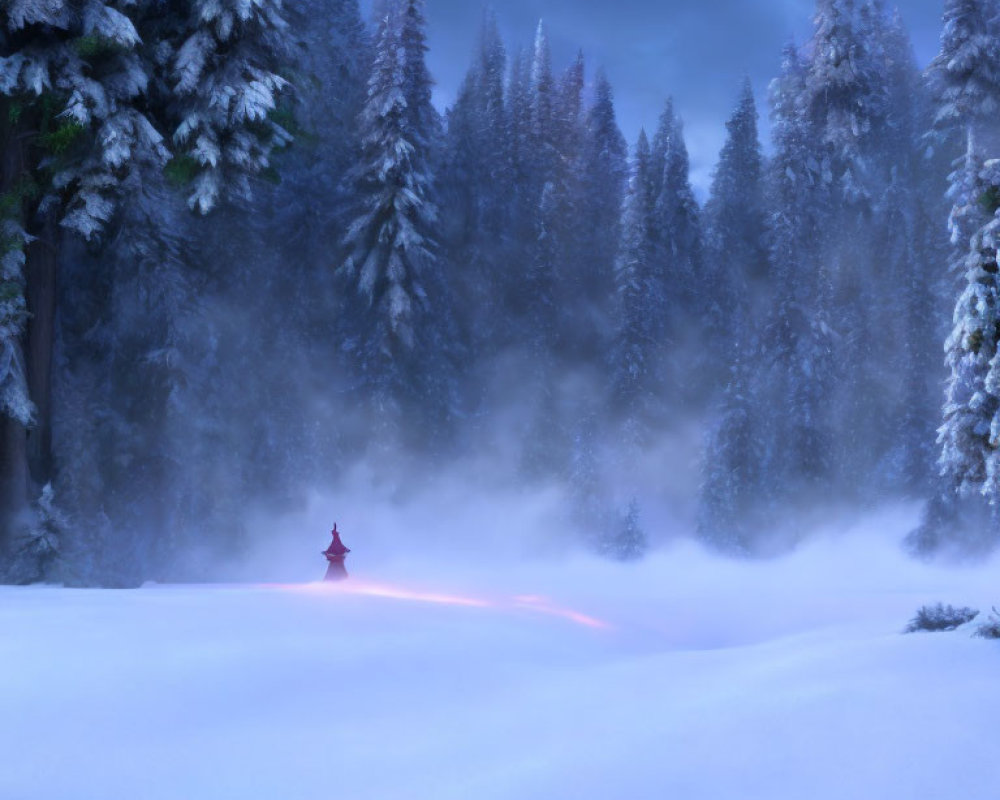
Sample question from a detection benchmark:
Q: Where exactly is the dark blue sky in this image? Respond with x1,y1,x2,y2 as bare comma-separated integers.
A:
363,1,945,194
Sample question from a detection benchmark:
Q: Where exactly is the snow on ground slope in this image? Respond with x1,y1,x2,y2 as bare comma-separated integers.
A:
2,508,999,800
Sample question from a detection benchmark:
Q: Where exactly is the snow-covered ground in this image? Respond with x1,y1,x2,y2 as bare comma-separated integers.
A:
2,506,999,800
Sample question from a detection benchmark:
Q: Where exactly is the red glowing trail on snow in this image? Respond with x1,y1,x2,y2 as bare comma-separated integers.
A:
325,580,491,608
277,580,611,630
512,595,610,630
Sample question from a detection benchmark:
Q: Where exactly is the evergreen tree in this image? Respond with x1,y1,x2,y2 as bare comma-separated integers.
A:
338,2,454,444
611,130,661,436
918,0,1000,551
804,0,888,207
399,0,440,147
802,0,909,486
939,161,1000,507
928,0,1000,139
599,499,647,562
698,351,765,554
651,100,707,391
657,103,703,317
554,51,585,163
564,415,609,544
575,71,627,362
0,0,291,580
507,45,535,264
550,51,587,359
280,0,369,257
875,11,942,492
529,20,555,176
698,81,773,550
928,0,1000,264
704,79,769,323
522,21,580,365
441,9,510,354
763,41,835,490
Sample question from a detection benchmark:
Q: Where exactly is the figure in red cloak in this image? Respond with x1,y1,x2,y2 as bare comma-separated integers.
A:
323,523,350,582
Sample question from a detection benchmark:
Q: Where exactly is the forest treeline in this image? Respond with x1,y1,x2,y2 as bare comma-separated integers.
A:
0,0,998,585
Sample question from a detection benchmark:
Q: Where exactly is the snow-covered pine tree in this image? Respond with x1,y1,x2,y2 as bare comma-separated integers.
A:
801,0,905,488
338,1,454,446
277,0,369,257
598,498,647,562
54,161,241,586
529,21,555,180
642,103,674,348
3,482,63,585
611,130,661,437
873,11,942,492
504,30,553,347
939,160,1000,508
927,0,1000,267
575,70,627,362
399,0,440,149
704,79,769,325
164,0,293,214
0,0,291,580
651,100,707,393
928,0,1000,138
697,349,766,555
659,104,703,317
507,45,535,258
554,51,585,164
761,41,835,490
0,0,149,545
441,8,510,353
915,0,1000,552
518,176,572,478
527,181,560,363
475,10,510,269
549,51,589,360
520,21,576,364
804,0,888,207
696,81,773,549
564,415,610,547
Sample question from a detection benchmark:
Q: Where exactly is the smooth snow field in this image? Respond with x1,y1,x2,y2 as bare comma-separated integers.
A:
2,508,999,800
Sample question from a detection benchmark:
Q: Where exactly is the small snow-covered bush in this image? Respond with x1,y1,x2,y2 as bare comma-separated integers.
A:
904,603,979,633
974,608,1000,640
2,484,63,585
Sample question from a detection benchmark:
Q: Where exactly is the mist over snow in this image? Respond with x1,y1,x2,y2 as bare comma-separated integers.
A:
4,507,999,800
225,419,704,583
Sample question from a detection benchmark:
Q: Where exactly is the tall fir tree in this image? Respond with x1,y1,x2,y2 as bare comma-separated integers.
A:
704,79,769,326
611,130,661,438
338,1,454,447
697,348,766,554
697,80,773,551
928,0,1000,266
939,161,1000,509
916,0,1000,552
651,100,707,394
874,9,942,492
442,8,510,354
0,0,292,582
763,41,835,491
575,70,627,363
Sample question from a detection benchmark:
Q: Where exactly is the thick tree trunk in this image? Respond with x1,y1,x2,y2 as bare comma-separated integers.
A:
0,415,28,522
0,103,32,555
25,208,58,488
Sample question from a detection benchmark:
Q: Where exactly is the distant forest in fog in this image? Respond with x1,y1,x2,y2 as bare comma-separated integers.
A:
1,0,999,586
